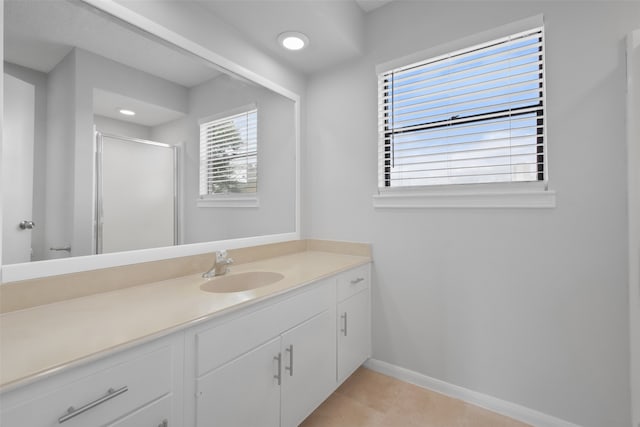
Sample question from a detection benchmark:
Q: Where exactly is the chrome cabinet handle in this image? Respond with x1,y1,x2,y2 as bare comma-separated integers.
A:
58,386,128,423
285,345,294,376
158,419,168,427
274,353,282,385
341,312,348,336
50,246,71,253
350,277,364,285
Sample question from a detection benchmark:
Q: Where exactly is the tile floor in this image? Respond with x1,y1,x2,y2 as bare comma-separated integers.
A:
301,367,532,427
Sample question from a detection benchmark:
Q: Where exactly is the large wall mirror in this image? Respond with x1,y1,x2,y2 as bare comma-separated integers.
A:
2,0,299,282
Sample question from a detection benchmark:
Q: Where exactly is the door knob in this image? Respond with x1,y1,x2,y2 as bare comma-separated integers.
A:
19,220,35,230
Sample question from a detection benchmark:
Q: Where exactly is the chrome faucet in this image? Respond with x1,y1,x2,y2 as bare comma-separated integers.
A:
202,250,234,278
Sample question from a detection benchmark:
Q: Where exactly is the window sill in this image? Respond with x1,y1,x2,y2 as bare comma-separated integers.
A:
372,184,556,209
197,195,260,208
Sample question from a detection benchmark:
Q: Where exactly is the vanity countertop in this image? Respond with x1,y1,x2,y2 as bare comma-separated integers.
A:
0,250,370,391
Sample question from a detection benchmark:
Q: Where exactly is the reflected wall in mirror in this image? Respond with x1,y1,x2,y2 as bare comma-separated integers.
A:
2,0,296,265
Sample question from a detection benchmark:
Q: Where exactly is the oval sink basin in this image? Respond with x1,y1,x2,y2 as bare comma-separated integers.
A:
200,271,285,293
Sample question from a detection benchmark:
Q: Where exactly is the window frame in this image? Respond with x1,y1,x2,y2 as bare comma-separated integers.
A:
373,14,555,209
197,104,259,208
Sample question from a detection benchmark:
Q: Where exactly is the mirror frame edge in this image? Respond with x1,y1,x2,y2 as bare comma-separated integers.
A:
0,0,301,283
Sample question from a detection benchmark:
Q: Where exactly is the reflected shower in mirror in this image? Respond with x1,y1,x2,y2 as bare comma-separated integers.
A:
2,0,296,265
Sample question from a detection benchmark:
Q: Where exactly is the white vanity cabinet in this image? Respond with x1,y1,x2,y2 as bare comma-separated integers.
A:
0,261,372,427
336,264,372,383
0,335,183,427
189,278,337,427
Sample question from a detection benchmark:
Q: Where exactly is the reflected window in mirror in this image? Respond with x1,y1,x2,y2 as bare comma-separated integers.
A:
199,105,258,198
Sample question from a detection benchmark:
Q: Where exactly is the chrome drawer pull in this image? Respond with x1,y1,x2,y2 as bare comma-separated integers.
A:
350,277,364,285
58,386,128,423
274,353,282,385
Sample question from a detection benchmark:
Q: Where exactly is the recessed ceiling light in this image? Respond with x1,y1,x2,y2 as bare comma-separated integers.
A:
118,108,136,116
278,32,309,51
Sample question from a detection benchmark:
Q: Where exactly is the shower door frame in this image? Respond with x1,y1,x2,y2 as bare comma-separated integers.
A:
94,131,180,255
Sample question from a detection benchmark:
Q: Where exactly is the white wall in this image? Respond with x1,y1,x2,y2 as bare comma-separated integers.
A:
93,115,151,140
304,2,639,426
45,51,76,261
152,74,296,243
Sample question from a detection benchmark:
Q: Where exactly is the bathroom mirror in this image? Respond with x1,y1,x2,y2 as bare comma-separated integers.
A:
1,0,298,279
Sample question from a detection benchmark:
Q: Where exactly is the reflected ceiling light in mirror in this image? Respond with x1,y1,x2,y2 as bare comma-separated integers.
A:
118,108,136,116
277,32,309,50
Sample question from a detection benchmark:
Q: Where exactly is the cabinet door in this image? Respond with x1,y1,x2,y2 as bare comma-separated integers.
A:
281,310,335,427
196,336,281,427
337,289,371,383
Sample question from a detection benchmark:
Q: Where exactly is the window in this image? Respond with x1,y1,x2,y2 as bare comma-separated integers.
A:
378,26,545,189
199,107,257,197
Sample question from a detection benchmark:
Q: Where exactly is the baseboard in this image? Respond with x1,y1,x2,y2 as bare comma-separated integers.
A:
364,358,582,427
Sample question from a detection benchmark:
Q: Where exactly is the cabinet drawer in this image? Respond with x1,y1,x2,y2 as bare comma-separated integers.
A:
196,279,332,377
337,264,369,302
0,346,172,427
108,394,172,427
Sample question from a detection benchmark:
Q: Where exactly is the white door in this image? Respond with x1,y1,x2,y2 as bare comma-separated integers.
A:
99,136,175,254
337,290,371,383
195,336,281,427
281,310,335,427
2,73,35,264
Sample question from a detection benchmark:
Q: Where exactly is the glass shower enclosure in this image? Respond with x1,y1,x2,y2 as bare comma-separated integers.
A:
95,132,179,255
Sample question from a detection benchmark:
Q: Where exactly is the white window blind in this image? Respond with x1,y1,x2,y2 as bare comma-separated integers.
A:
199,108,257,196
378,27,546,188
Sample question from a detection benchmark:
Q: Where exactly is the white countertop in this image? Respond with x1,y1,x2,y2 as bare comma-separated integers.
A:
0,250,370,391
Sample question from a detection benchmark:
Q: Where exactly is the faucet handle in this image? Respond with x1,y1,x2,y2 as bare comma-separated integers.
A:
216,250,233,266
216,250,228,262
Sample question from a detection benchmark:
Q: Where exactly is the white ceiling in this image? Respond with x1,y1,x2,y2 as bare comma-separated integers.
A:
198,0,384,75
93,89,186,127
4,0,221,88
5,0,229,128
4,0,398,126
5,0,396,85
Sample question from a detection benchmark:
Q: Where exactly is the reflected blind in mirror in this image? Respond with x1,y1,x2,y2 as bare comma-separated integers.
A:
378,27,545,188
199,108,258,196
